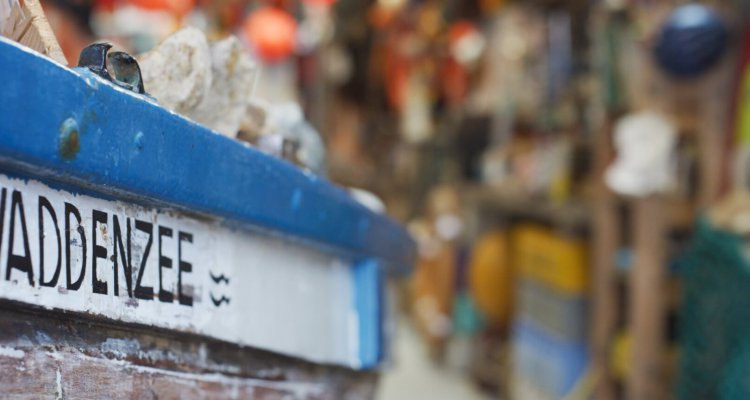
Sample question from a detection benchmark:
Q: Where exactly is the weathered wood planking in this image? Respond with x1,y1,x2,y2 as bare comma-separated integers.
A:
0,0,67,65
0,302,377,399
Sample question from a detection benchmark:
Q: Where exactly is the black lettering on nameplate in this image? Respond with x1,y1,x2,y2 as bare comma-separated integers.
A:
209,269,230,307
6,190,34,286
91,210,108,294
0,189,7,281
0,182,199,308
112,216,133,297
134,220,154,300
38,196,61,287
65,202,86,291
178,231,193,306
157,226,173,303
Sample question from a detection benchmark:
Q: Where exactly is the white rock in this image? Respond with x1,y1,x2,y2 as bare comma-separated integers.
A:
138,28,258,138
191,36,258,138
138,27,212,116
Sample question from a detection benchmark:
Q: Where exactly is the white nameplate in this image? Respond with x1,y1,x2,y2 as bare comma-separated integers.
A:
0,173,362,367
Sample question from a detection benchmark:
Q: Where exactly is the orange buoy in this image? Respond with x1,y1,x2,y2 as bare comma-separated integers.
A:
243,7,297,63
128,0,194,16
468,230,513,329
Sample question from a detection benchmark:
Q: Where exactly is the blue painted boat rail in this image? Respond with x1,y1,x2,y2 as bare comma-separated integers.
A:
0,37,415,275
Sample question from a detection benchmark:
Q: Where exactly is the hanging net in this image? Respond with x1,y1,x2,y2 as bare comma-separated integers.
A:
678,217,750,399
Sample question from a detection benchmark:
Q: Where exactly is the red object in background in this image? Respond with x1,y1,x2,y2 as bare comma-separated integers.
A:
381,26,413,111
440,56,468,107
302,0,336,6
94,0,117,12
448,20,477,46
368,4,398,29
128,0,195,15
448,19,484,66
441,20,478,107
243,7,297,63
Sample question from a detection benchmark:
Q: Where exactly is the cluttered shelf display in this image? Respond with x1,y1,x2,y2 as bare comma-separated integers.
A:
4,0,750,399
402,2,750,400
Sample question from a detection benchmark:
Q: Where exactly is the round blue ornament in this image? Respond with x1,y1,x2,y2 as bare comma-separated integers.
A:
653,4,729,78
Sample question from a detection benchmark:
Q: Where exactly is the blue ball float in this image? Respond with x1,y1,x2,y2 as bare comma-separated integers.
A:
653,4,729,78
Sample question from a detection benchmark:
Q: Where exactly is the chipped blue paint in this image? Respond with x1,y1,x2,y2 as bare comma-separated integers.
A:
0,37,415,276
134,131,145,150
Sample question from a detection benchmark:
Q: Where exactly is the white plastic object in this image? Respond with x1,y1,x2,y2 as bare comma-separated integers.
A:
605,111,677,197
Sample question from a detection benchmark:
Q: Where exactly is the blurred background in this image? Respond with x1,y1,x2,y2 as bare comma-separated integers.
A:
11,0,750,398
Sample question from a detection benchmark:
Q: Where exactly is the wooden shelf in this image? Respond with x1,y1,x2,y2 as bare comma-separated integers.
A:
464,185,591,231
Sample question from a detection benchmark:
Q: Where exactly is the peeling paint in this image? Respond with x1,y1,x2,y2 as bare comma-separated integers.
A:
0,346,25,359
0,308,378,399
134,131,145,151
58,118,81,161
56,368,63,400
101,338,140,358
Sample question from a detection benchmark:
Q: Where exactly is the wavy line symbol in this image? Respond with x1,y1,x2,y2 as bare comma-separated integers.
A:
209,272,230,284
210,294,230,307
